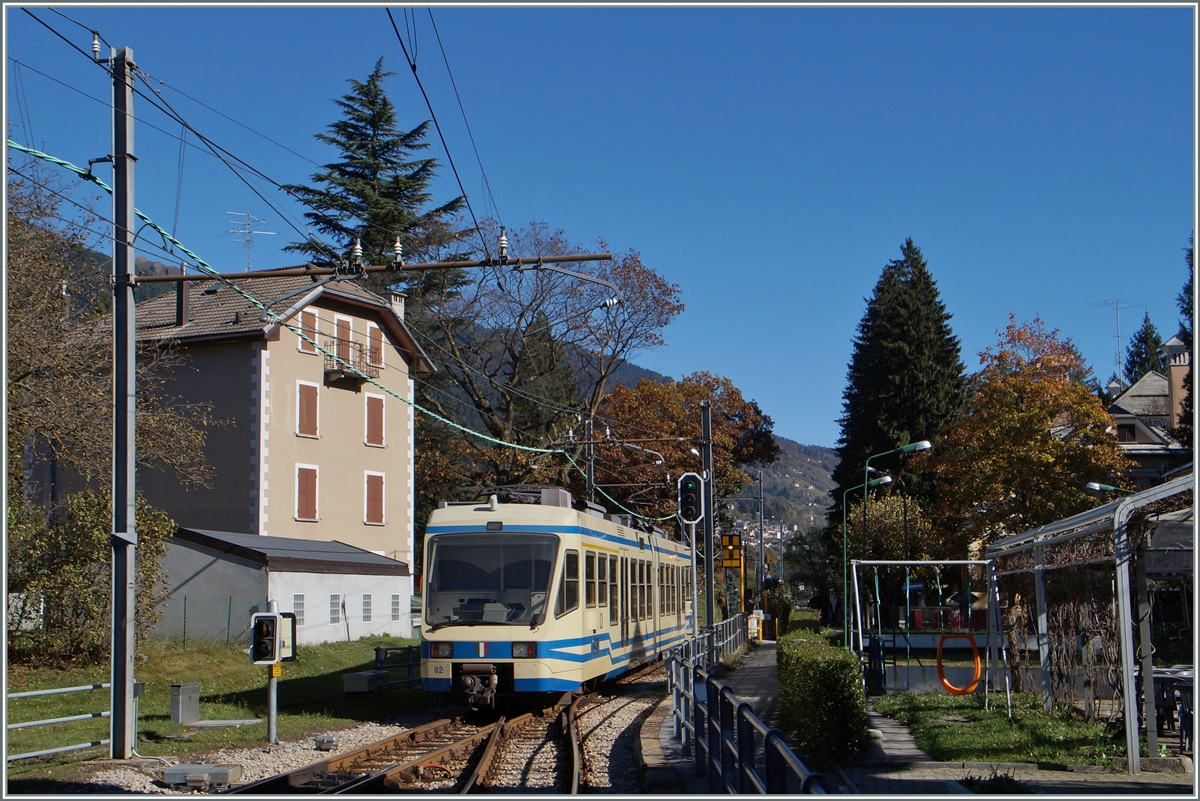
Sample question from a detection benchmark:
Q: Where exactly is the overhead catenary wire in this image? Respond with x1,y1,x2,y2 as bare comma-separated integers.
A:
427,8,502,227
12,142,674,524
386,7,491,262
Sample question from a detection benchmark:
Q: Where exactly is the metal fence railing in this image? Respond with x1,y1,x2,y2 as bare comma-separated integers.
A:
665,617,829,794
6,683,111,762
374,645,421,689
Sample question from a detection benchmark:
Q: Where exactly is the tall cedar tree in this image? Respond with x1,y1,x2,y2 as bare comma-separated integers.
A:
281,58,464,271
1175,237,1194,445
831,239,966,516
1123,311,1165,385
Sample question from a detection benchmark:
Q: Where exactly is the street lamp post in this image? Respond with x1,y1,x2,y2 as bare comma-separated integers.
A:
843,475,892,650
1086,482,1136,496
863,441,931,562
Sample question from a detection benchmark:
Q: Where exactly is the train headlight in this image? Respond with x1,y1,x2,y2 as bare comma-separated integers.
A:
512,642,536,658
430,642,453,658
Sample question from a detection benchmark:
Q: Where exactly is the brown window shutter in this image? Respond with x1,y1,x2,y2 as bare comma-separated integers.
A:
366,474,384,524
369,326,383,366
298,467,317,520
366,396,384,445
298,384,318,436
300,310,317,352
336,318,351,362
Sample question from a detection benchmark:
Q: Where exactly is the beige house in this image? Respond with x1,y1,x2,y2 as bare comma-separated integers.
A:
1106,345,1191,486
136,272,433,566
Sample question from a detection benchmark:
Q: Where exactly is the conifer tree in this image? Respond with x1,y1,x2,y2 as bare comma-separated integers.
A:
830,238,966,512
281,58,464,270
1123,311,1165,385
1174,237,1193,445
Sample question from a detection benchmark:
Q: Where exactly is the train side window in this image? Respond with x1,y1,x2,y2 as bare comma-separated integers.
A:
555,550,580,618
639,560,647,619
609,556,618,624
635,560,642,619
659,565,665,615
598,554,607,607
585,552,597,608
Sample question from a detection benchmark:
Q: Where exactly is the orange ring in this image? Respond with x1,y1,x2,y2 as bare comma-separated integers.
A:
937,633,981,695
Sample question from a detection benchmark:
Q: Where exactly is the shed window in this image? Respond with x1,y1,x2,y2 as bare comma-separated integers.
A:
330,594,341,624
293,594,305,627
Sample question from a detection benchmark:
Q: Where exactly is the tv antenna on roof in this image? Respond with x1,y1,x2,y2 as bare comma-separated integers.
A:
225,210,275,271
1090,299,1142,378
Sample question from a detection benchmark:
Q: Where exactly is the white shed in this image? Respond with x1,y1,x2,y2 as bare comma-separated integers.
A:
153,528,413,646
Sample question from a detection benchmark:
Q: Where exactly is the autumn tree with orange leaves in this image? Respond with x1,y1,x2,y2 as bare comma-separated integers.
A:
586,372,780,520
923,316,1129,556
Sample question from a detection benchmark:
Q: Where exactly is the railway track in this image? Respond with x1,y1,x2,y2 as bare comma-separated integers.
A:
224,694,580,794
225,661,664,795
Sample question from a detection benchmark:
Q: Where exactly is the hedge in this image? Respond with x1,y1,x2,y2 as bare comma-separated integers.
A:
777,631,870,768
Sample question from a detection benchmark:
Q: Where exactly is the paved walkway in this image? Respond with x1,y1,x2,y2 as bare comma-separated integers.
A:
638,639,1197,795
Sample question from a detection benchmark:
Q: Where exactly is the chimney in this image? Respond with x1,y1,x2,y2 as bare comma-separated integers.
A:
388,290,406,321
175,280,190,326
1159,336,1190,429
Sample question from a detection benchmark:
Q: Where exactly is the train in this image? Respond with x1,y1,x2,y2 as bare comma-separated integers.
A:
420,485,695,709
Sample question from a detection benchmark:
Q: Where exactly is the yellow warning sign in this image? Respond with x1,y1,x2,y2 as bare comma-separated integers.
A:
271,662,282,678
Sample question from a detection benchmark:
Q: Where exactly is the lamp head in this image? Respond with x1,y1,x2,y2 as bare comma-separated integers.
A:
868,475,893,488
902,440,932,454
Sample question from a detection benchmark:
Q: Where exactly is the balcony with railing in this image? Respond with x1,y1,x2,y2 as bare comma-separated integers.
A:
323,338,380,381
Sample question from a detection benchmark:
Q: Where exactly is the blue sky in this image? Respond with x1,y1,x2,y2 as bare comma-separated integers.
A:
5,5,1195,448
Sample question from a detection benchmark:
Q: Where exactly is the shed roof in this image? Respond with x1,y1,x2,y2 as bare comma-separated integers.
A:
135,271,432,374
984,474,1193,560
174,528,410,576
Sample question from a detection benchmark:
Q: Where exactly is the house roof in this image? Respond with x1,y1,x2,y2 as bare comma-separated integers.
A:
173,527,410,576
1109,371,1171,418
135,271,433,374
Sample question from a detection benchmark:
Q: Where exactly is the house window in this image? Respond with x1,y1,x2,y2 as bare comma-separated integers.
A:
362,594,372,623
330,593,341,624
366,395,385,446
297,382,319,437
293,594,305,627
368,324,384,367
1117,424,1137,443
335,316,352,364
365,472,385,525
391,594,401,622
298,309,318,353
296,465,318,521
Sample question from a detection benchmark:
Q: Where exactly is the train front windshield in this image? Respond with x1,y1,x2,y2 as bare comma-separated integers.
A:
425,533,557,629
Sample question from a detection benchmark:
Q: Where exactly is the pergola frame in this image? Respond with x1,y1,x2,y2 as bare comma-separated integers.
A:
985,474,1193,775
850,558,1012,718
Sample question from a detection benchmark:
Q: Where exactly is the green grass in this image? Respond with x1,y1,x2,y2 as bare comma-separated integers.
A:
872,691,1127,766
6,636,430,786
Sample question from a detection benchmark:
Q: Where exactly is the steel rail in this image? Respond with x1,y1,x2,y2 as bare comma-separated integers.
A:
566,694,585,794
328,723,500,793
222,717,454,794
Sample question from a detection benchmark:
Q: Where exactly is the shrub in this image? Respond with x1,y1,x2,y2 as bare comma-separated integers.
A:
7,491,173,664
777,631,870,768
